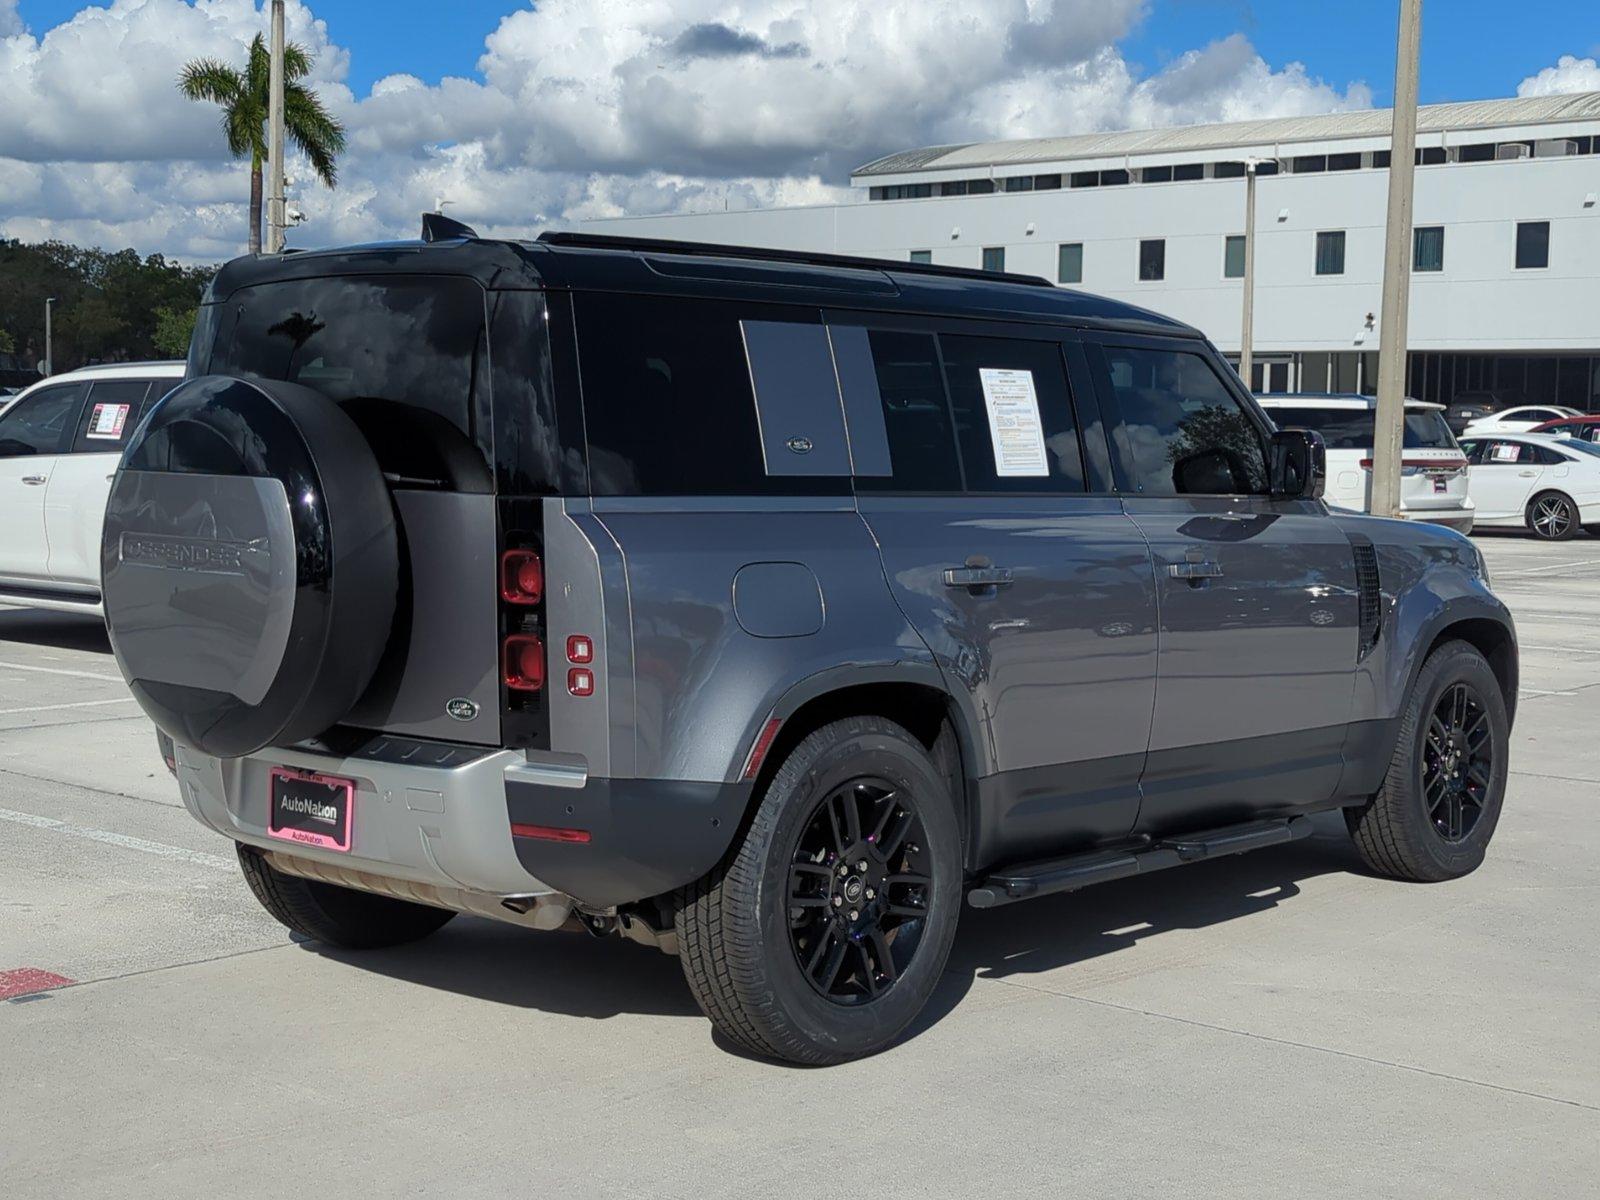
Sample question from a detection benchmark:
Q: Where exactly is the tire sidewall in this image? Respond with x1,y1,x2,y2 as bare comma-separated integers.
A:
749,724,962,1060
1402,645,1510,875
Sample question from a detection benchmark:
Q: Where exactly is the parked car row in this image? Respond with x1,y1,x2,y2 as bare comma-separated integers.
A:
1260,392,1600,541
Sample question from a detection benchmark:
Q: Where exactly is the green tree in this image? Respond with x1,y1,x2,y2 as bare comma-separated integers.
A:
0,329,14,355
178,34,346,255
152,306,199,359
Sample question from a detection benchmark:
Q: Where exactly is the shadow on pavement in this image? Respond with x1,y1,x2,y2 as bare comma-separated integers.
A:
0,608,111,655
301,813,1365,1056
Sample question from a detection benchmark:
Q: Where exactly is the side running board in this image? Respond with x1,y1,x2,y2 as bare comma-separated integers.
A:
967,816,1313,909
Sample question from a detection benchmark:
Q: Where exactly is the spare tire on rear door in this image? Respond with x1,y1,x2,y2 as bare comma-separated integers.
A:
102,374,399,758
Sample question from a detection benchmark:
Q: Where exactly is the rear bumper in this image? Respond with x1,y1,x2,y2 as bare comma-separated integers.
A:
1407,512,1475,534
173,741,747,910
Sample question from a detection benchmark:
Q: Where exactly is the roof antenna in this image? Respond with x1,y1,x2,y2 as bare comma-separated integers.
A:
421,201,479,243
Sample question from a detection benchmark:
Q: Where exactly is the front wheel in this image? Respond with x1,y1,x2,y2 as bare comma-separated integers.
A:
676,716,963,1065
1345,640,1509,882
1527,491,1578,541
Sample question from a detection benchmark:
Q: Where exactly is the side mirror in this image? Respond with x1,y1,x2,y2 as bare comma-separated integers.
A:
1269,428,1326,501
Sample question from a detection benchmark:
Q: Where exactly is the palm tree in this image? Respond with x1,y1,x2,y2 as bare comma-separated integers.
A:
179,34,346,255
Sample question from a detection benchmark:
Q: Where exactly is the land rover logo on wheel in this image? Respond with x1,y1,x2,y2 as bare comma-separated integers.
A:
446,698,479,722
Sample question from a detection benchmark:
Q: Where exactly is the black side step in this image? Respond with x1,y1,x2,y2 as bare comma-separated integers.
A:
968,816,1313,909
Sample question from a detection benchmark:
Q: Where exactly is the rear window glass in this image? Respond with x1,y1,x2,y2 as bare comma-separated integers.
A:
574,293,845,497
939,334,1085,493
208,276,492,490
72,379,159,453
1270,405,1458,451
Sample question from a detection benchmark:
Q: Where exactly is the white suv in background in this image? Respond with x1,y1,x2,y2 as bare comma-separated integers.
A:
1257,393,1474,533
0,362,183,614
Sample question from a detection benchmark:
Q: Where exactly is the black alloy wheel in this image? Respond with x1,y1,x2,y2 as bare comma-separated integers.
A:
1421,682,1494,843
786,777,932,1005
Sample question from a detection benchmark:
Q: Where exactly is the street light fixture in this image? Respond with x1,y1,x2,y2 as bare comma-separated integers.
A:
266,0,287,254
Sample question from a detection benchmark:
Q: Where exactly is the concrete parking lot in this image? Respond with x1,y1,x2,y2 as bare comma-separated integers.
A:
2,532,1597,1199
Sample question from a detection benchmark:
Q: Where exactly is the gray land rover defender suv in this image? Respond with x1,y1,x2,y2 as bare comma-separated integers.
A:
102,225,1517,1065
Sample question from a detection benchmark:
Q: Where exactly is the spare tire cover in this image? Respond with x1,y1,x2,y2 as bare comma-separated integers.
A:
103,374,399,758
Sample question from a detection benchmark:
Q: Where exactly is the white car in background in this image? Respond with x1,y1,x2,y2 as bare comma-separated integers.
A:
1463,404,1583,435
1256,393,1474,532
0,361,184,614
1457,431,1600,541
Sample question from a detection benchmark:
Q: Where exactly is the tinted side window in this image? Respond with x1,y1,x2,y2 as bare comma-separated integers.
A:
0,384,84,457
72,379,154,453
939,334,1085,493
1097,346,1268,496
576,293,841,496
856,330,962,492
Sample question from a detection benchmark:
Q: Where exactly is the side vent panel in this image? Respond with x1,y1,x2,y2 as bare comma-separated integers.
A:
1353,542,1382,660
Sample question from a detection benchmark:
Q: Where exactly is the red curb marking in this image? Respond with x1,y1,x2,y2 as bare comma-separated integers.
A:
0,968,75,1000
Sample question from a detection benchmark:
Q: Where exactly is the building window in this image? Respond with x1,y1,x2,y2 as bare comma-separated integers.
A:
967,179,995,195
1315,230,1346,276
1138,239,1165,281
1100,168,1130,186
939,181,968,197
1328,152,1361,171
1223,235,1246,279
1142,165,1174,184
1034,174,1062,190
909,250,932,264
1458,143,1497,163
1070,170,1099,188
1173,163,1205,181
1057,242,1083,284
1213,161,1247,179
982,246,1006,273
1515,221,1550,269
1413,226,1444,272
1002,176,1033,192
1293,155,1328,173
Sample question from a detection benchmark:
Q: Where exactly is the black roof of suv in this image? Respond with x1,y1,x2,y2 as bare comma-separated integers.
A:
203,230,1202,340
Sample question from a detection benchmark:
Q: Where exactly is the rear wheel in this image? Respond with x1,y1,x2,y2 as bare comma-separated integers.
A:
237,844,455,949
1345,640,1509,882
1527,491,1578,541
676,716,962,1065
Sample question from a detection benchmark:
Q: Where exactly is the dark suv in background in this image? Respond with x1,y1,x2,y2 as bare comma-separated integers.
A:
101,225,1517,1064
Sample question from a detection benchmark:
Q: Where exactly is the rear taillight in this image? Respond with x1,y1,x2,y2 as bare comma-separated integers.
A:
500,550,544,605
503,634,546,692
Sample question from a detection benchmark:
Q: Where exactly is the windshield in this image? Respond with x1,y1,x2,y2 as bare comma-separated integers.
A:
1270,405,1459,451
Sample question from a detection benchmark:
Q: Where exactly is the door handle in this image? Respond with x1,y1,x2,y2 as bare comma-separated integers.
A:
943,566,1014,590
1518,470,1537,477
20,475,47,486
1168,560,1224,582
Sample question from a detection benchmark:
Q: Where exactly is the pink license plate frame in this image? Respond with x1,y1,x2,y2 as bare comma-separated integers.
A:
267,767,355,852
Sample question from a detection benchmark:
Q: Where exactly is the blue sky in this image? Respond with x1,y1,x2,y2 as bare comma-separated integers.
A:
15,0,1593,103
2,1,1596,258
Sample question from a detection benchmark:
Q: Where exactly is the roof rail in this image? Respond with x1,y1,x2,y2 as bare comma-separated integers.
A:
536,230,1056,289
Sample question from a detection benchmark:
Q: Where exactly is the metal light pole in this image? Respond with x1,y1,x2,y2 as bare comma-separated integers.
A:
1371,0,1424,518
265,0,287,254
43,297,56,377
1239,158,1261,389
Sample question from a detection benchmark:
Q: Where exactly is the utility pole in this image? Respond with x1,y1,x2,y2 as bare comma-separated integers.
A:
266,0,287,254
1239,158,1261,389
43,297,56,377
1371,0,1423,519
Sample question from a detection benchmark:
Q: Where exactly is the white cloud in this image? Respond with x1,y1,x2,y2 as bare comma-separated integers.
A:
0,0,1376,260
1517,54,1600,97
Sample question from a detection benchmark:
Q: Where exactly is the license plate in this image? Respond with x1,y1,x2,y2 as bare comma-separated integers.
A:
268,767,354,852
1433,477,1449,494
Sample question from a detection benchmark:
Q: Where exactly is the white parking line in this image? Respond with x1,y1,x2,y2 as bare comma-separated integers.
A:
0,697,140,716
0,660,124,683
0,806,235,872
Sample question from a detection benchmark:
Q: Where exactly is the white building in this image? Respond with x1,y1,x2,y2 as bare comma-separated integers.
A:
588,94,1600,409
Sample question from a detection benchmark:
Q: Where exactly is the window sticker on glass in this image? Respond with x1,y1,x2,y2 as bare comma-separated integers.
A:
978,368,1049,477
86,403,132,440
1490,443,1523,463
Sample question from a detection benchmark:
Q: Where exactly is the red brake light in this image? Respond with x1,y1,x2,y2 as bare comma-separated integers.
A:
511,823,591,844
500,550,544,605
503,634,545,692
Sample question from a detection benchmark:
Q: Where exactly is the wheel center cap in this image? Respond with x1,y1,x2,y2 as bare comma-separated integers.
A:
842,876,865,905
